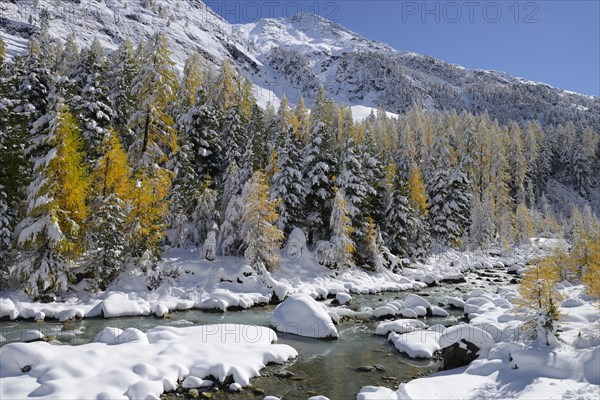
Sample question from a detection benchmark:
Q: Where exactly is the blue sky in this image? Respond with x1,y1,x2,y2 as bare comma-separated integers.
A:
206,1,600,96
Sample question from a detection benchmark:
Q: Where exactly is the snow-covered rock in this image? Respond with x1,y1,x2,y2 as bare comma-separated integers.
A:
0,298,18,319
447,297,465,309
101,293,147,318
1,324,297,399
388,330,442,359
271,294,338,339
335,292,352,305
403,294,432,311
375,319,428,335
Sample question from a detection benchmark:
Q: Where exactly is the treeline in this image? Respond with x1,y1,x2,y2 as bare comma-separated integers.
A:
0,29,598,298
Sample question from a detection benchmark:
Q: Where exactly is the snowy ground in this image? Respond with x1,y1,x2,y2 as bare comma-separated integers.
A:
358,284,600,400
0,239,556,323
0,324,297,399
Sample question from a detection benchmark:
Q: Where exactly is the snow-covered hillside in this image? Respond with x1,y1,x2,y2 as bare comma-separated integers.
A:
1,0,598,130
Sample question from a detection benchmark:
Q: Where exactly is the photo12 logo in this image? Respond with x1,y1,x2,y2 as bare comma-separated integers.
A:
204,1,339,23
401,1,540,24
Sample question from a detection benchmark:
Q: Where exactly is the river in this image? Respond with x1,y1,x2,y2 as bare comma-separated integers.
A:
0,268,516,399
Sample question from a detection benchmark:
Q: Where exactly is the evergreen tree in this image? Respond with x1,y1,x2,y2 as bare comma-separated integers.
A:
507,123,527,206
179,87,222,180
427,135,472,246
303,110,337,243
241,171,284,272
271,127,307,235
336,138,369,221
107,38,139,148
219,162,243,256
0,40,30,272
14,103,90,297
383,170,414,258
71,38,115,158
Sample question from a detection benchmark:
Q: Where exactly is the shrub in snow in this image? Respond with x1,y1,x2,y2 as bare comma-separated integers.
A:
271,293,338,339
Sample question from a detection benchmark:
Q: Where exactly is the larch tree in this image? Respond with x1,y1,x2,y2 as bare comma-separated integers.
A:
241,171,284,272
129,32,178,166
329,188,355,269
15,102,90,297
85,129,133,289
519,255,563,345
128,32,178,261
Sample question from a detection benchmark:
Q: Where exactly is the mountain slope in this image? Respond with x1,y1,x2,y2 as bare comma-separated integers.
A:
1,0,599,129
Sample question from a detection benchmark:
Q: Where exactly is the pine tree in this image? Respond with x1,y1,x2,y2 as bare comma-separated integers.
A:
383,170,414,258
271,127,307,235
329,188,355,268
71,38,115,158
359,129,386,227
14,102,90,297
191,177,220,244
221,105,248,174
303,117,336,243
507,123,527,206
219,162,243,256
107,38,139,148
336,138,368,221
241,171,284,272
427,135,472,246
0,41,30,271
470,193,495,249
179,87,222,180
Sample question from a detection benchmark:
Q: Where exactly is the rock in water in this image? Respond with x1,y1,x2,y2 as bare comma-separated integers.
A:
440,340,480,370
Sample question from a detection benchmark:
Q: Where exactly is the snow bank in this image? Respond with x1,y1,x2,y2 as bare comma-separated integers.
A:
361,283,600,399
0,324,297,399
271,294,338,339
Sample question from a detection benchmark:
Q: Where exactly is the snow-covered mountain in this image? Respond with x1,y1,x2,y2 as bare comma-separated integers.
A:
1,0,599,128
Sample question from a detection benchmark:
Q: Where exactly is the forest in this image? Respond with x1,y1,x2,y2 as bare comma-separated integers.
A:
0,28,599,299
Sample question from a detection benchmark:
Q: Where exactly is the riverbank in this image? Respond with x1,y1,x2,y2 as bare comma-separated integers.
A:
358,283,600,400
0,239,555,324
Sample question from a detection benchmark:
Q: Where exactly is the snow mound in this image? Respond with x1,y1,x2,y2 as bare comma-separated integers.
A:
0,324,297,399
438,324,495,354
271,294,338,339
335,292,352,305
0,298,18,319
94,327,149,345
388,330,443,359
101,292,148,318
447,297,465,309
404,294,431,310
375,319,428,335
